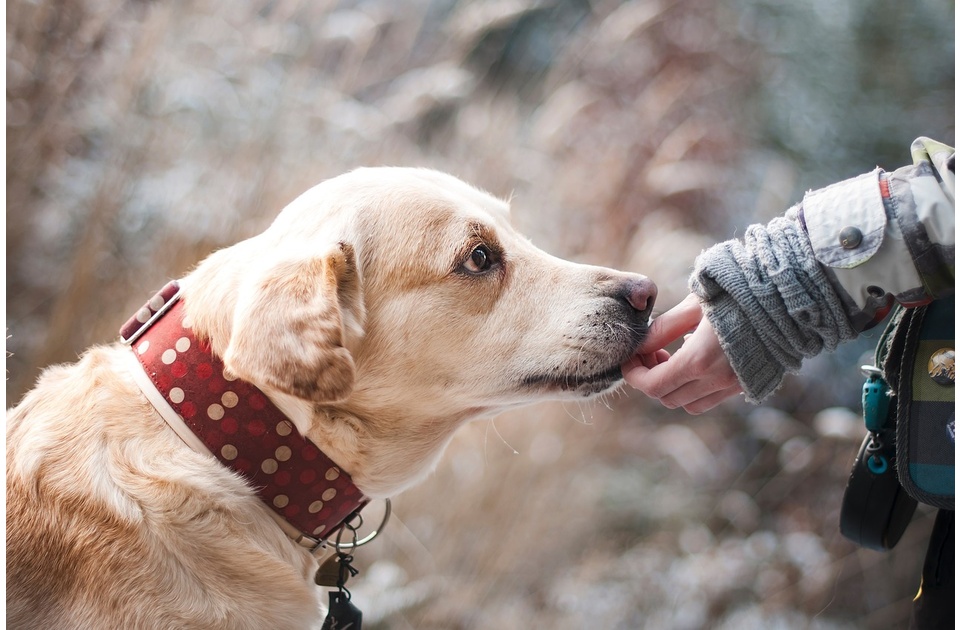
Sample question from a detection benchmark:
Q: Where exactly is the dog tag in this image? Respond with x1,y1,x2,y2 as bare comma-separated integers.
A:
315,555,344,588
321,590,362,630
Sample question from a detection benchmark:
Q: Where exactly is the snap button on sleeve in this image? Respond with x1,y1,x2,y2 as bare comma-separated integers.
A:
802,168,885,268
839,226,863,249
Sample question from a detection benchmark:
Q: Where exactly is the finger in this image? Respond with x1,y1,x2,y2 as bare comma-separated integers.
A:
621,361,651,391
681,385,743,415
639,294,703,353
622,349,671,376
623,353,697,399
658,373,740,411
640,349,671,369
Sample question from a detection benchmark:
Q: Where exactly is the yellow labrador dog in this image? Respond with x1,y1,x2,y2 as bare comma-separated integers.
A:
7,168,655,629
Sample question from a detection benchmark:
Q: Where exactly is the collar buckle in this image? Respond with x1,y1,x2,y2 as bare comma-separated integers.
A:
119,281,182,346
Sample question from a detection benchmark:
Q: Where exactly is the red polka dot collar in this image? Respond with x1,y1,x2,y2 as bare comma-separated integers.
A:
120,281,367,550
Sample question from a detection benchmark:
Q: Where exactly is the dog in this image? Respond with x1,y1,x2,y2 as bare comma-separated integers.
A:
7,167,656,629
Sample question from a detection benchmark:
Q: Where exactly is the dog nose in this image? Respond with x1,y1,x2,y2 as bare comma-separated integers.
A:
619,276,657,315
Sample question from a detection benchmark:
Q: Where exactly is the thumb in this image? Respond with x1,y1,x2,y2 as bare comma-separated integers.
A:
639,293,704,353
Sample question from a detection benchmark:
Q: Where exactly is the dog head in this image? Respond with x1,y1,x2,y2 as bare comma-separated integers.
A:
184,168,655,495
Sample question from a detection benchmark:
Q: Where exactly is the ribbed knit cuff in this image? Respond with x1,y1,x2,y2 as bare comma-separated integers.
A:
690,215,858,403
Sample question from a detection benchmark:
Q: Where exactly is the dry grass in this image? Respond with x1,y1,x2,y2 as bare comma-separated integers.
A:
6,1,949,628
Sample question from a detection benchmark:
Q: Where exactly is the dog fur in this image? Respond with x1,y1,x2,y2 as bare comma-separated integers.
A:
7,168,655,629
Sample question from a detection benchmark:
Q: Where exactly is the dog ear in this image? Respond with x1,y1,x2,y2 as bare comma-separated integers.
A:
223,242,365,403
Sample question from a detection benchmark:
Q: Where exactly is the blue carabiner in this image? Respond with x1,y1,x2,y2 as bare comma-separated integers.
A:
860,365,891,433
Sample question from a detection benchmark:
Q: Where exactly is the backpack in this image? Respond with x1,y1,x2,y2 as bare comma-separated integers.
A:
839,295,954,550
883,295,955,509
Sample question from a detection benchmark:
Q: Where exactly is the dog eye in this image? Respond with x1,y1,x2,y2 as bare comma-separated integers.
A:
463,245,494,274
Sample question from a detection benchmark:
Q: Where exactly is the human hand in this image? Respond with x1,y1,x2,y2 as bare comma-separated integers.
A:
622,293,742,414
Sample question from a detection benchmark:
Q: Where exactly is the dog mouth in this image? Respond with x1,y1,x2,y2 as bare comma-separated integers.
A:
520,362,628,397
518,315,649,398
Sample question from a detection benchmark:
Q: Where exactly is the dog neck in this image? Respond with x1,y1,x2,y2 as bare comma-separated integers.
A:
120,281,368,548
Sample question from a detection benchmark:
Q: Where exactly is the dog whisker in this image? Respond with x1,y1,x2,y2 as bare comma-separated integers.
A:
483,417,519,464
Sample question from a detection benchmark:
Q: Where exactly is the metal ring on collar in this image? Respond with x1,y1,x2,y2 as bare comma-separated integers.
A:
334,498,392,550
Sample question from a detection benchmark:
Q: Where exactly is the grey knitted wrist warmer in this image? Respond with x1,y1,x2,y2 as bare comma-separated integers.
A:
689,215,858,403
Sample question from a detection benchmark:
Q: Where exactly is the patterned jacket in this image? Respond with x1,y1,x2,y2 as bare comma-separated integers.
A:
690,138,955,403
803,137,955,331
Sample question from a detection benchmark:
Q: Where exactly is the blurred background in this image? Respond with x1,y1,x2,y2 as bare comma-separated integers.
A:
6,0,955,627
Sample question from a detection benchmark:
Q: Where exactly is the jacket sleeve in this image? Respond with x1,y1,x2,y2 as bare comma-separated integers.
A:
801,137,955,329
689,138,955,403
